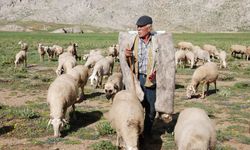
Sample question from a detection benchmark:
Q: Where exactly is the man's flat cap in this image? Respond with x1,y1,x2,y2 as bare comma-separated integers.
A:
136,15,153,26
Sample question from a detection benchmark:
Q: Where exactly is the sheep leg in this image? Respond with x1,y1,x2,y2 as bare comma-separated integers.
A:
214,81,217,93
24,54,27,67
76,87,85,103
206,83,210,96
201,83,205,98
72,104,77,121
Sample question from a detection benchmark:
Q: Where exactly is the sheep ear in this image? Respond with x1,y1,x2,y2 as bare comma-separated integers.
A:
114,84,119,91
114,84,119,93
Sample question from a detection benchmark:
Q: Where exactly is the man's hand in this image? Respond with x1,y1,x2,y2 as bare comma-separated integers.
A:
125,48,133,57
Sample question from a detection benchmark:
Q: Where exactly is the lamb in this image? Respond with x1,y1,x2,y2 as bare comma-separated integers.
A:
14,50,27,68
174,107,216,150
186,62,218,99
104,72,123,101
218,50,227,68
56,52,77,76
67,43,78,60
88,56,114,88
38,43,46,61
67,65,89,102
177,41,193,51
203,44,219,59
52,45,64,57
230,44,247,58
47,74,78,137
18,41,28,51
108,90,144,149
192,46,211,64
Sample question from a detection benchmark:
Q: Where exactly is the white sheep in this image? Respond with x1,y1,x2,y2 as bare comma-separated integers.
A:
218,50,227,68
88,56,114,88
67,65,89,102
56,52,77,76
14,50,27,68
192,46,211,65
175,49,195,68
108,90,144,149
104,72,123,101
175,49,186,68
67,43,78,60
185,50,195,69
38,43,46,61
177,41,194,51
230,44,247,58
174,107,216,150
84,51,104,68
47,74,78,137
203,44,219,59
52,45,64,57
186,62,218,99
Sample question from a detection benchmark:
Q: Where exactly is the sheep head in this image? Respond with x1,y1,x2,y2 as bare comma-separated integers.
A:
104,82,118,100
186,84,196,99
48,118,67,137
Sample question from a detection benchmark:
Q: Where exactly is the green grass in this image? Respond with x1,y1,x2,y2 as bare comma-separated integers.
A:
96,121,115,136
90,140,117,150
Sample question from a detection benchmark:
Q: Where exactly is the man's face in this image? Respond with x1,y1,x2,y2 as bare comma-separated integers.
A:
137,24,151,38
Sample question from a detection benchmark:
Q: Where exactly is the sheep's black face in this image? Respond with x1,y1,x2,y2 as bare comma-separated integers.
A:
105,89,114,100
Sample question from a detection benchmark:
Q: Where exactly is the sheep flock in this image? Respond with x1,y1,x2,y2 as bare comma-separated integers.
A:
2,34,250,150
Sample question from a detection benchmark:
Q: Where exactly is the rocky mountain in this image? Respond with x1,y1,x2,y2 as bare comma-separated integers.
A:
0,0,249,32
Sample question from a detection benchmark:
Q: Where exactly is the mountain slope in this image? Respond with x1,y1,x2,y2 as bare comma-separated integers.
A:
0,0,249,32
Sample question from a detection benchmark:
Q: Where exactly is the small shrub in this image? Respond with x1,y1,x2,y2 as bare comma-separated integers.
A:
90,140,117,150
216,130,232,142
96,121,115,136
8,107,40,119
14,73,27,79
45,137,65,144
41,77,51,82
216,144,237,150
237,135,250,144
218,88,231,97
63,139,81,145
218,74,235,81
234,82,250,89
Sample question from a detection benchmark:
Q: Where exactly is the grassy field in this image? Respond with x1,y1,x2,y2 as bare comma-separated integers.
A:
0,31,249,150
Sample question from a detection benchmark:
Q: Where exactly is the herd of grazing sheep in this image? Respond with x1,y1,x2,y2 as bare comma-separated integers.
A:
12,38,249,150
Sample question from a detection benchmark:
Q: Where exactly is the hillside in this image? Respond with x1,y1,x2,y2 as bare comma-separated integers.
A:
0,0,249,32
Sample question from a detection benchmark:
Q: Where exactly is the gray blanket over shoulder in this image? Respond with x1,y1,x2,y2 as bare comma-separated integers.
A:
118,32,175,114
